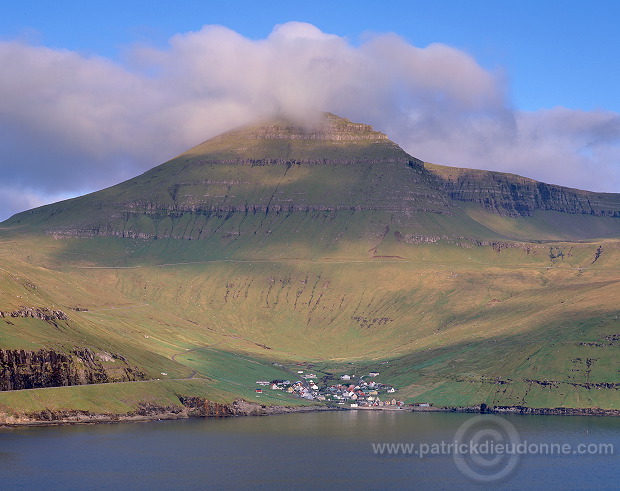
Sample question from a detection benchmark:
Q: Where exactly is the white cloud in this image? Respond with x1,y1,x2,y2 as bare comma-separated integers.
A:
1,22,619,221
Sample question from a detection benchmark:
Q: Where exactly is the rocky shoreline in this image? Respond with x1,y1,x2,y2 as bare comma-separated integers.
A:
404,403,620,417
1,399,619,428
0,398,337,427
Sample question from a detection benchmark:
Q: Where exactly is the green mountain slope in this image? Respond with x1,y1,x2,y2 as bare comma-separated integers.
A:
1,113,619,418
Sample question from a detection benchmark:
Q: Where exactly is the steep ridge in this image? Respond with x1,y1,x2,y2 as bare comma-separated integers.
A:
426,162,620,218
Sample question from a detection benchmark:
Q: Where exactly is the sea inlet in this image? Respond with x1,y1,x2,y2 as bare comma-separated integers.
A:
1,410,618,490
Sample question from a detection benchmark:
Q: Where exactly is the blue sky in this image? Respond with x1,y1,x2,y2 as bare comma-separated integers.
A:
1,1,620,220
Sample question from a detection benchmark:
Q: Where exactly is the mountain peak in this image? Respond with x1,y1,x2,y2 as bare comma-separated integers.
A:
224,113,389,142
180,112,404,162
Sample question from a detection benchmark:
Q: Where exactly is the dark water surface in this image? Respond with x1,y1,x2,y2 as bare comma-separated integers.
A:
1,410,618,490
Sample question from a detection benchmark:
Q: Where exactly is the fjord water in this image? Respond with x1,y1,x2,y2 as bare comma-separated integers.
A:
1,411,618,490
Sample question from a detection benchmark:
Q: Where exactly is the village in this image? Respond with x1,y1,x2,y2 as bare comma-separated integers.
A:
255,369,416,409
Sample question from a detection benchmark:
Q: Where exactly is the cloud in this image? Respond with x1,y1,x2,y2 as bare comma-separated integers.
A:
0,186,45,220
1,22,619,221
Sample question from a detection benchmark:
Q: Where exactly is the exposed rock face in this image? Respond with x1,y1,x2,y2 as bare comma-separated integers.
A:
0,348,146,391
0,307,68,322
426,164,620,217
179,397,237,417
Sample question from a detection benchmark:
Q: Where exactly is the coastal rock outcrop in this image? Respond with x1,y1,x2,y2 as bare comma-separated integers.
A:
0,348,146,391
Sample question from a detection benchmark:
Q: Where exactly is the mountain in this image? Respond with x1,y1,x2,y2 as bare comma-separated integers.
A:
1,113,619,422
6,113,620,249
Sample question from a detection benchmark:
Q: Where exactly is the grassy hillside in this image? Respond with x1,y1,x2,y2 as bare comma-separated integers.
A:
1,230,618,412
1,114,619,416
